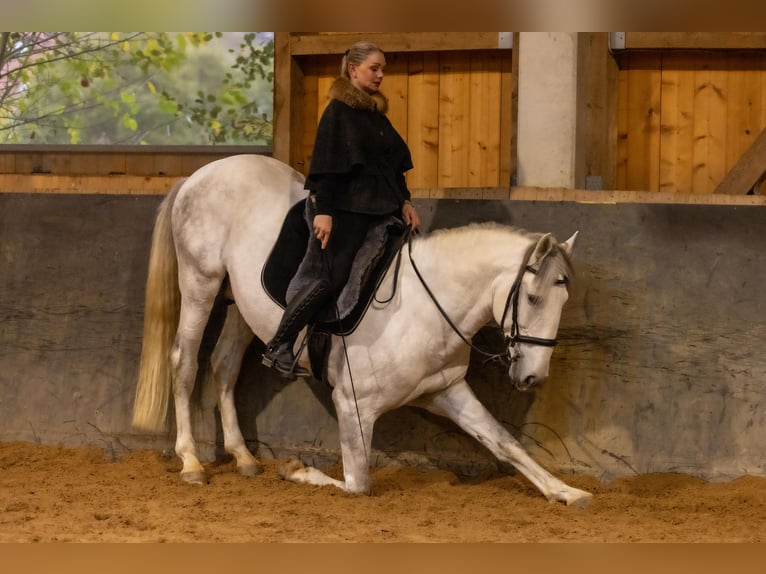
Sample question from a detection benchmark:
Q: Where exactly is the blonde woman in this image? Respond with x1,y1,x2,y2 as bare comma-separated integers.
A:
262,41,420,378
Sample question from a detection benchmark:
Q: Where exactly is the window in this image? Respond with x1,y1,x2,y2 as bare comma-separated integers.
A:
0,32,274,146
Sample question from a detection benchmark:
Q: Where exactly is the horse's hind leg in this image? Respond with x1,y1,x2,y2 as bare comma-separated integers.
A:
172,277,221,485
210,304,261,476
411,380,593,506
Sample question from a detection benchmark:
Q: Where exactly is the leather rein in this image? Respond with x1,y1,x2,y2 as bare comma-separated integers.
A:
406,234,566,366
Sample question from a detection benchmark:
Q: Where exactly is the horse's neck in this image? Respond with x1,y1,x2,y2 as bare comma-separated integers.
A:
409,227,530,334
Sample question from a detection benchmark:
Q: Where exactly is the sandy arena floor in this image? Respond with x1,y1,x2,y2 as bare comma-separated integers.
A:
1,441,765,542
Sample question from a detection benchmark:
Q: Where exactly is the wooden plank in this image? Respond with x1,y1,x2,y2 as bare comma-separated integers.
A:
708,54,730,193
438,52,471,187
714,126,766,194
624,52,662,192
659,64,679,193
500,50,514,187
604,39,620,190
290,33,510,56
272,32,290,165
467,52,501,187
691,54,711,194
616,54,630,189
406,52,440,189
305,57,338,175
300,57,318,175
0,174,177,194
125,154,156,176
509,186,766,205
316,57,336,118
0,153,15,174
272,32,306,171
659,53,695,193
624,33,766,50
584,33,618,190
382,52,408,140
0,149,261,179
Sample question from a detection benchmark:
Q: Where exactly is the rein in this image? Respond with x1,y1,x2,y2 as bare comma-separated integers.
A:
407,234,562,365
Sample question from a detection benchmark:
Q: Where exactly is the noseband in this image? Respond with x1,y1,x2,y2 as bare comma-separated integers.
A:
407,235,567,367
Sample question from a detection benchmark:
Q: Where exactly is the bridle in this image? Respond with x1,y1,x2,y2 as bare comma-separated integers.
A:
407,236,567,367
499,243,568,351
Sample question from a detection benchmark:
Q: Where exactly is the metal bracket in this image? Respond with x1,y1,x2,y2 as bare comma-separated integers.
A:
498,32,513,50
609,32,625,51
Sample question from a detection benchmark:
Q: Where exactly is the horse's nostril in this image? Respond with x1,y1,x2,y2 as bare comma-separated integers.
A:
515,374,538,391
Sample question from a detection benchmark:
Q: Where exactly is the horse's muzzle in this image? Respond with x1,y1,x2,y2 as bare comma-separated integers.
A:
513,374,542,392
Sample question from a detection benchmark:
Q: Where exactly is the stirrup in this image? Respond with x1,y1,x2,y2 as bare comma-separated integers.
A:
262,338,311,379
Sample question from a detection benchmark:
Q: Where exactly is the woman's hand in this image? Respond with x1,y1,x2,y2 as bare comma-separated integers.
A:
402,201,421,232
313,214,333,249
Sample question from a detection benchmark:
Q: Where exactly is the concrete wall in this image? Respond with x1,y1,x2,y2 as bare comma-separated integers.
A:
2,193,765,481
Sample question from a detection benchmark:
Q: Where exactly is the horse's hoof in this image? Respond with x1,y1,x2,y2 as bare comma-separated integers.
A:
278,456,305,480
568,494,593,508
563,490,593,508
238,462,263,477
180,471,208,485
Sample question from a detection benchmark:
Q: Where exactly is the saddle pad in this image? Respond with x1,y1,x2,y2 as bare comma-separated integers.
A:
260,200,310,308
261,199,409,336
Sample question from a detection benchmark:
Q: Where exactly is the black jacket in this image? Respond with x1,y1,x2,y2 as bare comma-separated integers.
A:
305,77,413,216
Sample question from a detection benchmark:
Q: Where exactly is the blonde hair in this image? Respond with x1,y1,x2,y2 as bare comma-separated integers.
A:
340,41,384,79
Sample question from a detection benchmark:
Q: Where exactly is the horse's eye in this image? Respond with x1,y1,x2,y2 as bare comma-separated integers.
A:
527,294,540,306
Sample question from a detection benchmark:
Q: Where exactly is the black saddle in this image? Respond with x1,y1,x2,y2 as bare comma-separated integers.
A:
261,200,409,379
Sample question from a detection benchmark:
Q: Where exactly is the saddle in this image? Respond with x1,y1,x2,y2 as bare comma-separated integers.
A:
261,199,409,380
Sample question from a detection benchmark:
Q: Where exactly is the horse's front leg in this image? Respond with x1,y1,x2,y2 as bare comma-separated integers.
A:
412,380,592,506
280,386,375,494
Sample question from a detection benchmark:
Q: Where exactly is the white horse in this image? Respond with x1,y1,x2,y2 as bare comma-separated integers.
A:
132,154,592,506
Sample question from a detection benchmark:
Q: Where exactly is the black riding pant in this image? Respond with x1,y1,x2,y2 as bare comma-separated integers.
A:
269,202,392,350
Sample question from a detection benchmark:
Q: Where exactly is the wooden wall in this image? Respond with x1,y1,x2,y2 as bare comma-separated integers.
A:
0,146,268,194
616,50,766,195
300,51,513,189
2,33,766,199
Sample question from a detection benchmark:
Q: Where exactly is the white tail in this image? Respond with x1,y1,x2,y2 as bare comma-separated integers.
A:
131,179,185,432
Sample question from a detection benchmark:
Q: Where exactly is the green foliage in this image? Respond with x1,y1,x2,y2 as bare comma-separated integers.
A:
0,32,273,145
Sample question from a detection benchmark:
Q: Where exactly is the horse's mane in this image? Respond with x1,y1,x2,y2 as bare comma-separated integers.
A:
418,221,537,251
417,222,573,292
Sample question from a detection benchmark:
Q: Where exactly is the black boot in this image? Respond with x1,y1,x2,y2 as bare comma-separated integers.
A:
262,279,330,379
262,338,311,379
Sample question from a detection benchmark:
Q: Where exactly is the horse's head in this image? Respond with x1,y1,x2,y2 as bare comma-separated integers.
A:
496,231,577,391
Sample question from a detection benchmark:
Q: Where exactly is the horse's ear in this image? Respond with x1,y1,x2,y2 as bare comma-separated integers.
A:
559,231,579,257
531,233,555,264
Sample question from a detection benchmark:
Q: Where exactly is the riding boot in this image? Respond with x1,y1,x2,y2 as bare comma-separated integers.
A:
262,279,330,379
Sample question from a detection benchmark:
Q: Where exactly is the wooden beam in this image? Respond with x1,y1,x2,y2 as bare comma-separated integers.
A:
509,187,766,205
289,33,511,56
714,126,766,194
272,33,307,170
583,33,619,190
623,32,766,50
408,186,766,205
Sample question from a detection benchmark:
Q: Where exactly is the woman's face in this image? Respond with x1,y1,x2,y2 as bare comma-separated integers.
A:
349,51,386,94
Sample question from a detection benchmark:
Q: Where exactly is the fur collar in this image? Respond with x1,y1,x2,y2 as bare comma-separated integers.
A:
329,77,389,114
